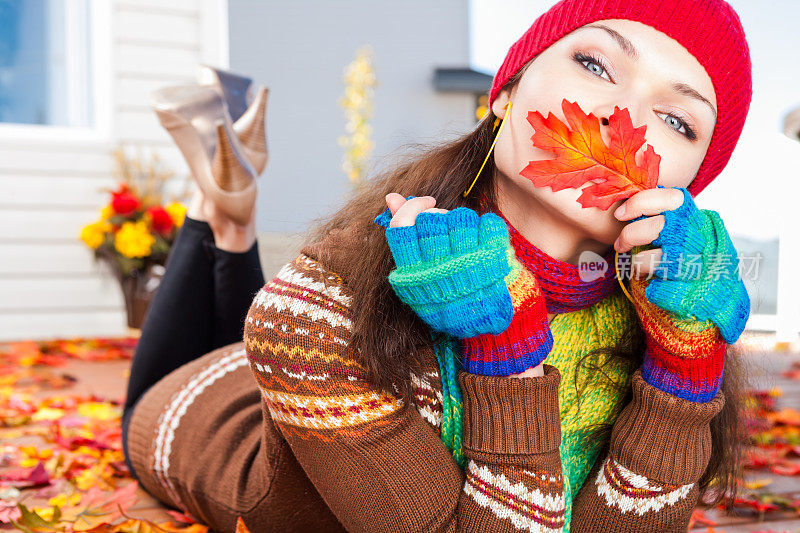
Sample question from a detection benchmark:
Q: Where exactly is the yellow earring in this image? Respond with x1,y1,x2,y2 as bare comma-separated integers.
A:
614,250,635,304
463,101,512,198
492,102,508,131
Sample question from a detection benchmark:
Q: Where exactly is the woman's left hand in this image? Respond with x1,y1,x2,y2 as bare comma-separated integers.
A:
611,184,750,345
611,185,683,274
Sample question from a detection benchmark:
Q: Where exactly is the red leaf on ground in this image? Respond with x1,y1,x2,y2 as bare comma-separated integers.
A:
769,460,800,476
0,460,50,488
0,500,22,524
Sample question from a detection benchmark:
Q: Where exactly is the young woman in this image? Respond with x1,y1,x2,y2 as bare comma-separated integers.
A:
121,0,753,531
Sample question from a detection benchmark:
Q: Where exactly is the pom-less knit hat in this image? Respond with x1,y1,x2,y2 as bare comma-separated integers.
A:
489,0,752,197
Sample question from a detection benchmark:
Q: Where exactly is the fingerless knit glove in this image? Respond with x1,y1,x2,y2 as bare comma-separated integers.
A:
374,197,552,376
627,186,751,402
632,185,750,344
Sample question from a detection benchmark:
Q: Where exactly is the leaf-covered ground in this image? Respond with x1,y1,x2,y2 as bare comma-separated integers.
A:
0,337,252,532
1,333,799,532
687,335,800,533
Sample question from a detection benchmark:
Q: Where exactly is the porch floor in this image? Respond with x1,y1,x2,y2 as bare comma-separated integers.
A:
2,332,800,532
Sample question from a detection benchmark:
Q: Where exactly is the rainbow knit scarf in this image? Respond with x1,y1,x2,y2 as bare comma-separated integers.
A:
432,202,639,532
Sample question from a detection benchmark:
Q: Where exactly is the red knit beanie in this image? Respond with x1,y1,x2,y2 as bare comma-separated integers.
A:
489,0,752,197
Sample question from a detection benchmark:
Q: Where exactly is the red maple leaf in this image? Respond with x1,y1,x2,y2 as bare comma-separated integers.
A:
519,98,660,210
769,460,800,476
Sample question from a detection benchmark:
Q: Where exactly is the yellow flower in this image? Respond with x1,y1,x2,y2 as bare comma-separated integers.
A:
165,201,187,228
79,220,111,249
114,220,155,258
100,203,115,220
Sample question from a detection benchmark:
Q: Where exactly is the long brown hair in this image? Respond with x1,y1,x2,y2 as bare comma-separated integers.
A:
299,65,744,506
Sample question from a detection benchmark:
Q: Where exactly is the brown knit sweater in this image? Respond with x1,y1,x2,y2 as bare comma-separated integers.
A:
242,226,725,532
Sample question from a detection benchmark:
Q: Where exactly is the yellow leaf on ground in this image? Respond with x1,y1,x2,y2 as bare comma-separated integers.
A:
77,402,121,421
31,407,65,421
743,478,773,489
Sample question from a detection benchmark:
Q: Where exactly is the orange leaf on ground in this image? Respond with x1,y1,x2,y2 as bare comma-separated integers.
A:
109,518,209,532
520,98,660,210
688,508,716,528
60,481,139,531
770,408,800,426
235,516,251,533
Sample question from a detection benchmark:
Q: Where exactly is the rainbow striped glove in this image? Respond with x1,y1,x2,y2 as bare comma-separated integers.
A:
628,185,750,402
374,197,552,376
631,185,750,344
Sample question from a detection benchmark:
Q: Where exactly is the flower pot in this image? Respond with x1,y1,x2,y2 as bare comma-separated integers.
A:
119,265,165,330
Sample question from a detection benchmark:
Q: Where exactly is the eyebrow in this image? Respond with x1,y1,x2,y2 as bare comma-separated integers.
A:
671,82,717,120
578,24,718,119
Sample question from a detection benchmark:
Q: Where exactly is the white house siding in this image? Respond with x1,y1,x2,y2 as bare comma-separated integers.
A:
0,0,228,341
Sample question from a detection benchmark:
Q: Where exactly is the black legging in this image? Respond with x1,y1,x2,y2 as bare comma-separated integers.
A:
120,216,265,480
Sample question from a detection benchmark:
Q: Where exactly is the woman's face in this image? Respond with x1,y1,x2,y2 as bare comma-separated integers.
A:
490,18,718,250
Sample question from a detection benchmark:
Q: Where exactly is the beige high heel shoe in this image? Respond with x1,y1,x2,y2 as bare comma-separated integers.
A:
233,85,269,176
197,65,270,176
196,64,252,121
150,85,257,226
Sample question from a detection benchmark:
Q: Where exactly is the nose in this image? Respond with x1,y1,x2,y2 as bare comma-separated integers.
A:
588,102,614,147
592,97,647,124
595,114,613,148
590,100,643,148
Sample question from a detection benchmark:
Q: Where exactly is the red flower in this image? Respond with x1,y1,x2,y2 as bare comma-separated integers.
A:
111,185,141,216
147,205,174,235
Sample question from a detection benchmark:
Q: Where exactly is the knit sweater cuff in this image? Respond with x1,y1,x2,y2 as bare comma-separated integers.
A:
630,273,727,402
641,341,726,403
610,370,725,485
461,296,553,376
458,363,561,464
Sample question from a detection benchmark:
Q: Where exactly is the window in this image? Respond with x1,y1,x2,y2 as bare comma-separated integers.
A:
0,0,93,128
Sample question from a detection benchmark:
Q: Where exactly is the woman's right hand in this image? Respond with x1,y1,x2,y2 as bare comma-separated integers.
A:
374,193,553,376
381,193,448,227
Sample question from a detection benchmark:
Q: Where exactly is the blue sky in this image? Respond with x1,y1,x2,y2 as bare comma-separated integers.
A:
468,0,800,241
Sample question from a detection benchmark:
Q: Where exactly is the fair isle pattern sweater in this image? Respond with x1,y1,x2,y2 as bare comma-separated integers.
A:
243,227,726,532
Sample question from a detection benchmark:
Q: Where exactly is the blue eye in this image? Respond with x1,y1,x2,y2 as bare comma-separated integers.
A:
657,112,697,141
573,52,612,82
